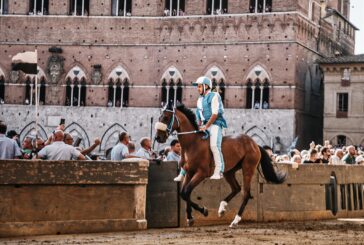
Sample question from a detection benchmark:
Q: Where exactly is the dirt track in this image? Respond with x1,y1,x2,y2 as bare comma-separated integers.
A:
1,220,364,245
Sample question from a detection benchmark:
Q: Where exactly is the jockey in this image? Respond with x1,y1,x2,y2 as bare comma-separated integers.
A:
173,76,227,181
194,76,227,179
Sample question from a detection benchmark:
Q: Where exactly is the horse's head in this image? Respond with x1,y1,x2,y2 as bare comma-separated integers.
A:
155,102,180,143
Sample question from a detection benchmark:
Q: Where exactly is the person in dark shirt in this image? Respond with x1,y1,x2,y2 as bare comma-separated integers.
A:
315,147,330,164
303,149,318,164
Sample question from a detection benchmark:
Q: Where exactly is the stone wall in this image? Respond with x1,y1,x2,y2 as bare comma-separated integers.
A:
0,105,296,153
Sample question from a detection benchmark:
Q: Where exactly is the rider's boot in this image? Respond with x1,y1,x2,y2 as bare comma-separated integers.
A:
210,146,223,180
174,168,186,182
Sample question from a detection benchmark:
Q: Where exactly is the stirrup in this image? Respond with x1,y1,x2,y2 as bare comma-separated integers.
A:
174,174,184,182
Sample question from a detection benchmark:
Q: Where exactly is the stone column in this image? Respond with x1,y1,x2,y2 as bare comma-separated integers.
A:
113,85,117,107
260,86,264,109
77,84,81,107
251,85,255,109
70,85,74,106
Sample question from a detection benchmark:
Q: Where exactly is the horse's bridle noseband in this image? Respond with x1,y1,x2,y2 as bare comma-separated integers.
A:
155,107,180,137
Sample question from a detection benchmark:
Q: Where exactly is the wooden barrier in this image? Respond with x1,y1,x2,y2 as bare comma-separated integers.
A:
0,159,149,237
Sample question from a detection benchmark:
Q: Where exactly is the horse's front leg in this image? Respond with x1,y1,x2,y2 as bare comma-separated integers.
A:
180,172,193,225
180,171,208,226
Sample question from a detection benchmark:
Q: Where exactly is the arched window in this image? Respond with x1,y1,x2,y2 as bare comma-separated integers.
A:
65,78,72,106
246,65,271,109
80,78,87,106
70,0,89,16
262,79,269,109
112,0,132,16
107,66,131,108
176,79,183,103
205,66,226,103
29,0,49,15
65,66,87,107
164,0,185,16
206,0,228,15
337,135,346,147
246,79,253,109
123,79,129,107
160,66,183,106
0,76,5,104
1,0,9,14
249,0,272,13
39,77,46,105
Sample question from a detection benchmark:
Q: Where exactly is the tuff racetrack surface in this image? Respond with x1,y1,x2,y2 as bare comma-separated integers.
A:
1,220,364,245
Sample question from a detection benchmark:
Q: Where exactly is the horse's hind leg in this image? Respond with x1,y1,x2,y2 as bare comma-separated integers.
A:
180,171,208,226
230,156,258,228
219,169,241,217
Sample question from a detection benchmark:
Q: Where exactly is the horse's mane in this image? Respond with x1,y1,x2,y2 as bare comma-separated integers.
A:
176,104,199,130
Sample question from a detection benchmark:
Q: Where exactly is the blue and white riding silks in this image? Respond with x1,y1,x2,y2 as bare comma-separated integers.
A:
196,91,227,173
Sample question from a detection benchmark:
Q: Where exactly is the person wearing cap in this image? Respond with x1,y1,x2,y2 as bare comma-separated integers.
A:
173,76,228,180
195,76,227,179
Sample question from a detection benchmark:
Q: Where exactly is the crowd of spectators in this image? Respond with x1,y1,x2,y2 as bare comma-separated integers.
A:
264,140,364,165
2,119,362,166
0,120,181,163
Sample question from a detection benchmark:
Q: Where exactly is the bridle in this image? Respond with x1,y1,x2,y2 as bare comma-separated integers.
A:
155,105,209,138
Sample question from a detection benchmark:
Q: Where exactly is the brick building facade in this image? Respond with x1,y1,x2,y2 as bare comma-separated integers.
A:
0,0,357,152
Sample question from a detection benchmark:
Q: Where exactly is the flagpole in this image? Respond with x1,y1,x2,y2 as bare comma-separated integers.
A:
35,50,39,141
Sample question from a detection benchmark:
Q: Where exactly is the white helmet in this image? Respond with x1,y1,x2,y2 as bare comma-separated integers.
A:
192,76,212,88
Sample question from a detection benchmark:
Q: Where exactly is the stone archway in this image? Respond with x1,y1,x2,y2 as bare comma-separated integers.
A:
19,121,48,143
100,123,128,153
64,122,90,149
245,126,270,146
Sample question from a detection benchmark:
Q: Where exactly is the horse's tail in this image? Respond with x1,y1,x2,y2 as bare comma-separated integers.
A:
258,146,286,184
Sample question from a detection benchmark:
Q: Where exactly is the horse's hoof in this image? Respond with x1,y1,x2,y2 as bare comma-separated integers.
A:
229,215,242,228
202,207,209,217
187,218,195,227
218,201,228,218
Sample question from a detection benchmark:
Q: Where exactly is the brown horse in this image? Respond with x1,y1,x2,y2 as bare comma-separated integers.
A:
155,103,286,227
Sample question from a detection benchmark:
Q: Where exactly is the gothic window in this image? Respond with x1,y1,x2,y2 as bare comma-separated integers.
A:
164,0,185,16
112,0,132,16
205,66,226,103
249,0,272,13
65,66,87,107
0,0,9,15
262,79,270,109
29,0,49,15
39,77,46,105
70,0,89,16
107,66,131,108
246,79,253,109
206,0,228,15
0,76,5,104
246,65,271,109
65,78,71,106
161,66,183,106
